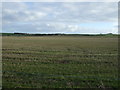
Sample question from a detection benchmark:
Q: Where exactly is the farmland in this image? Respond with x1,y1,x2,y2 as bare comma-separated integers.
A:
2,36,118,88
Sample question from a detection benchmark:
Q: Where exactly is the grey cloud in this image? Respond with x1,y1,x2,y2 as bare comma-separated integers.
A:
2,2,118,34
2,2,118,23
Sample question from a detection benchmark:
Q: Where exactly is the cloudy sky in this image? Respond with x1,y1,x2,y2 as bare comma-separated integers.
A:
2,2,118,34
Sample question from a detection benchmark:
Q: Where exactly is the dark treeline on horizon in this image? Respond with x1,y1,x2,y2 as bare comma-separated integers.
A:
0,32,118,36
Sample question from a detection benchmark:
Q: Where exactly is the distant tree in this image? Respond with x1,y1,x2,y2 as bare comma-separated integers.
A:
107,33,113,35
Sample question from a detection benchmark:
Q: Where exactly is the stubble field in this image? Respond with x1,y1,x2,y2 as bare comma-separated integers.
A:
2,36,118,88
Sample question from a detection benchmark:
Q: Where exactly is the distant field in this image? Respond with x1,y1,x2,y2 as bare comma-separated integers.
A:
2,36,118,88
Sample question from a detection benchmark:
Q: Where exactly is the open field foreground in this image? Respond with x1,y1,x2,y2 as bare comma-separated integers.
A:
2,36,118,88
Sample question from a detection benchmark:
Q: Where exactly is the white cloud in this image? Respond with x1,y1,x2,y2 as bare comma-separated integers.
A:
67,25,78,32
2,3,47,22
2,0,119,2
2,2,118,34
3,2,118,23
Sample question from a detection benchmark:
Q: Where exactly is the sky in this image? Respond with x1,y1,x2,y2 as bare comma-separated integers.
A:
2,2,118,34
